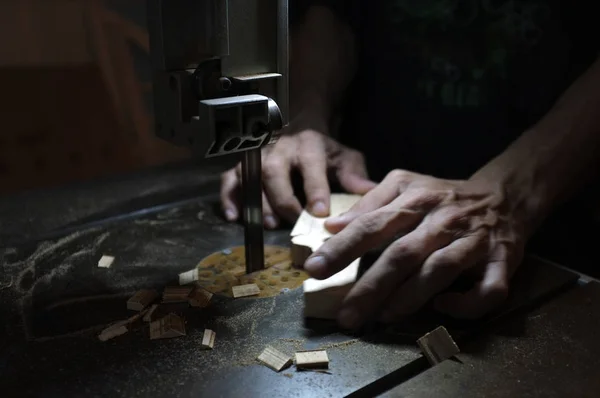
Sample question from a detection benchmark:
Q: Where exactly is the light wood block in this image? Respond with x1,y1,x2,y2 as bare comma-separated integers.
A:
189,288,213,308
98,323,128,342
258,346,292,372
201,329,216,349
98,255,115,268
292,194,363,320
417,326,460,365
127,289,158,311
178,269,198,285
149,313,186,340
232,283,260,298
295,350,329,369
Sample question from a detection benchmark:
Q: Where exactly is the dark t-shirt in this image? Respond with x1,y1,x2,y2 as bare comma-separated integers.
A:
294,1,598,181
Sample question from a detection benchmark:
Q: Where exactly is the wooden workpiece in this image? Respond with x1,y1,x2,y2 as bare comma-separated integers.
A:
232,283,260,298
162,286,194,303
417,326,460,365
178,268,199,285
143,304,159,322
98,322,128,342
149,313,186,340
189,287,213,308
97,255,115,269
294,350,329,369
292,194,363,320
127,289,158,311
201,329,216,349
258,346,292,372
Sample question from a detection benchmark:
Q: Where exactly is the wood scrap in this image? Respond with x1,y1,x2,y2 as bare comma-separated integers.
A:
201,329,216,349
143,304,159,322
162,286,194,303
127,289,158,311
257,346,292,372
417,326,460,365
98,255,115,268
189,287,213,308
232,283,260,298
149,313,186,340
294,350,329,369
98,322,128,342
178,269,198,285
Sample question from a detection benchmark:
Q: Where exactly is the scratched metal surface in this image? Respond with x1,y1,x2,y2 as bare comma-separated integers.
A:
0,172,583,398
386,281,600,398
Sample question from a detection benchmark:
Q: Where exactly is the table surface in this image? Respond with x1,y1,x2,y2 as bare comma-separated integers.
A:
0,162,598,398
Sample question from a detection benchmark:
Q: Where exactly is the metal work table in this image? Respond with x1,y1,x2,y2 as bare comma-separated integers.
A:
0,162,598,397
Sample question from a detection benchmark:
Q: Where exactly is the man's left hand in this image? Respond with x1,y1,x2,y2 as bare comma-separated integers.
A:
302,170,527,329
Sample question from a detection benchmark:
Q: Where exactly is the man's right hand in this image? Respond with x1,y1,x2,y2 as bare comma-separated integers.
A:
220,129,376,229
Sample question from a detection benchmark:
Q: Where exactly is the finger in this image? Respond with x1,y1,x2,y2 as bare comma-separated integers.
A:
262,156,303,222
220,168,241,221
262,192,279,229
337,225,456,329
433,244,511,319
379,232,488,323
337,152,377,194
305,197,426,279
298,150,330,217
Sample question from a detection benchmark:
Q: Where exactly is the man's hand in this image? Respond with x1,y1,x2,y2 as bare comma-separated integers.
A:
220,130,376,229
302,169,527,329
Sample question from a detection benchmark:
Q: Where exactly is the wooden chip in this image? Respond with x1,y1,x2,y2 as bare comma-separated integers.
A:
258,346,292,372
149,313,186,340
232,283,260,298
98,323,128,341
189,288,213,308
178,269,198,285
143,304,159,322
295,350,329,369
98,255,115,269
201,329,216,349
127,289,159,311
417,326,460,365
162,286,194,303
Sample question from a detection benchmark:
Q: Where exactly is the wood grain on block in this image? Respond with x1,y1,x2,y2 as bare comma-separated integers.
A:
127,289,158,311
201,329,216,349
149,313,186,340
258,346,292,372
143,304,159,322
303,259,360,320
295,350,329,369
417,326,460,365
97,255,115,268
178,269,198,285
189,288,213,308
162,286,194,303
290,194,361,267
98,323,128,342
232,283,260,298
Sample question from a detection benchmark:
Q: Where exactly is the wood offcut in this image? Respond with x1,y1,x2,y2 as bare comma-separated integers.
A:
417,326,460,365
127,289,158,311
143,304,159,322
189,288,213,308
98,255,115,268
295,350,329,369
162,286,194,303
232,283,260,298
258,346,292,372
149,313,186,340
201,329,216,349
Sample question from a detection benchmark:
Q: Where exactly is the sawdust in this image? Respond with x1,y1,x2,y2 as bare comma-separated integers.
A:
318,339,360,350
283,373,293,378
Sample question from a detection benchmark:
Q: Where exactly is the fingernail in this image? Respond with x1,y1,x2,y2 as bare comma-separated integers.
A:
264,216,277,229
225,209,237,221
304,255,326,273
338,307,360,329
311,201,327,216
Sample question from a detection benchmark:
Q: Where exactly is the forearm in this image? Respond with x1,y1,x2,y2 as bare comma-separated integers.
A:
473,58,600,234
289,5,357,133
